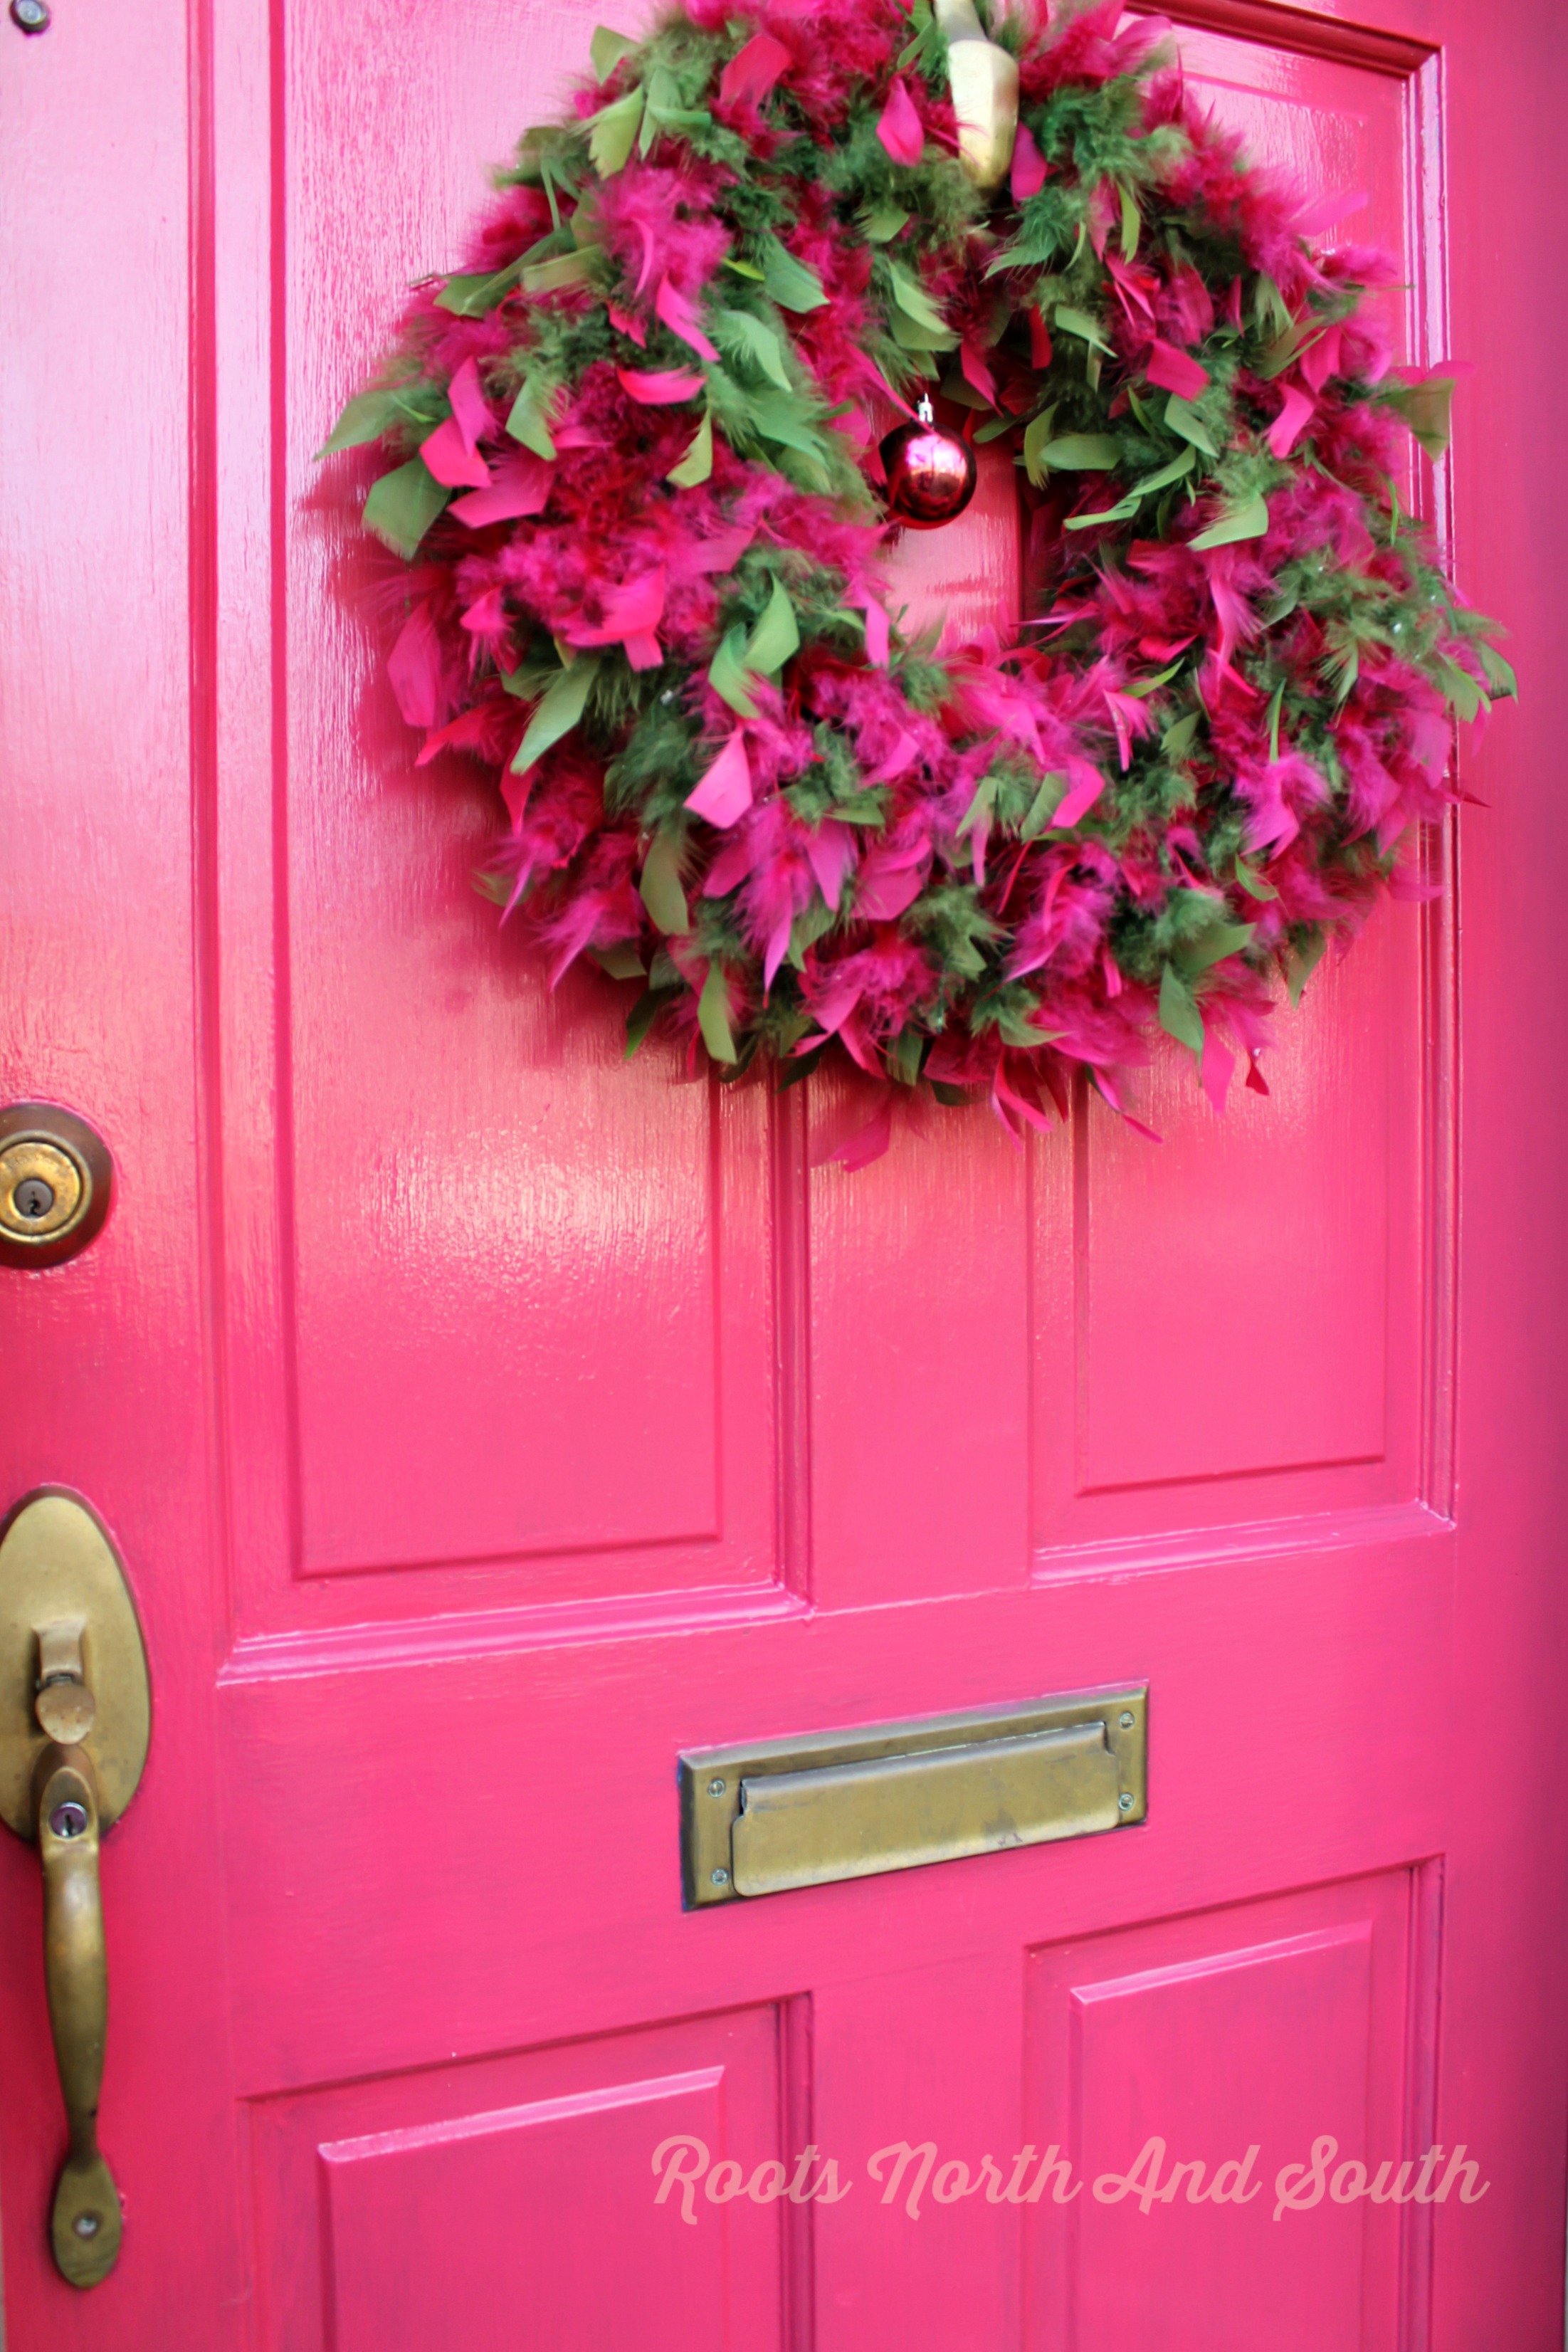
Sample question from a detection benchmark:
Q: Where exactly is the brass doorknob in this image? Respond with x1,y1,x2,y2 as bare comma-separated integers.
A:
0,1104,112,1269
0,1493,149,2287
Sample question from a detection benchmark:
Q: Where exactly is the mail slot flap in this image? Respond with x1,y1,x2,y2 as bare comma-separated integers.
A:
731,1721,1120,1899
680,1682,1146,1908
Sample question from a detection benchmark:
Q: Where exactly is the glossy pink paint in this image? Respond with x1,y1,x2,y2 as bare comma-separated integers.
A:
1,0,1565,2346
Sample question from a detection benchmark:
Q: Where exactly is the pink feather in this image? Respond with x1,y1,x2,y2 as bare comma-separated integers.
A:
685,730,753,828
875,78,925,166
616,366,707,404
1145,338,1209,401
419,416,490,489
654,274,720,362
718,31,791,105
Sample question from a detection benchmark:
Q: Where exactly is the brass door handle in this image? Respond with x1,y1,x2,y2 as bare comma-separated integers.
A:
36,1741,119,2279
0,1493,150,2289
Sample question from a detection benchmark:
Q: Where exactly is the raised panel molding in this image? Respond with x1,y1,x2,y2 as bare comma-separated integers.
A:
319,2073,733,2351
1026,1871,1427,2351
1029,25,1447,1560
249,2008,789,2352
210,0,783,1636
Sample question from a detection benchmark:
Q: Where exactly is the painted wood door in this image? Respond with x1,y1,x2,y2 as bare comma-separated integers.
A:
1,0,1564,2346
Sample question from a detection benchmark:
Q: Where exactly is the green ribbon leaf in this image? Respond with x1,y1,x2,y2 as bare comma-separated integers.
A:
1383,374,1458,462
521,246,601,295
1189,492,1268,550
1164,394,1218,456
638,65,690,156
1159,962,1204,1056
712,308,791,390
1040,434,1121,471
1119,181,1141,262
1162,710,1201,762
1021,405,1058,488
667,411,714,487
860,202,910,242
362,459,449,560
1254,320,1314,382
1063,493,1141,531
888,263,949,339
1125,656,1186,698
1019,773,1067,839
957,774,996,837
433,273,492,317
638,834,689,935
709,624,760,718
623,986,675,1057
1130,445,1196,496
759,235,827,313
1478,641,1518,699
316,388,400,456
1176,918,1255,975
1252,272,1293,342
506,372,559,458
587,86,645,175
745,387,829,455
510,654,601,774
1434,653,1484,723
1053,305,1114,356
1288,926,1327,1007
1266,679,1285,764
436,259,524,316
593,941,646,980
890,308,957,354
698,963,739,1063
591,23,639,79
744,577,800,675
888,1027,923,1087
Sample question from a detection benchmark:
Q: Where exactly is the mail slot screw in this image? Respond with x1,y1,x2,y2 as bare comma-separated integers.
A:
73,2214,100,2239
48,1801,88,1839
10,0,51,30
1118,1793,1135,1812
707,1778,726,1797
710,1867,730,1886
1119,1711,1135,1729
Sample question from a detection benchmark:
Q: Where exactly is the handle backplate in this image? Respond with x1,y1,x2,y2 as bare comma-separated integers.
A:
0,1491,149,1834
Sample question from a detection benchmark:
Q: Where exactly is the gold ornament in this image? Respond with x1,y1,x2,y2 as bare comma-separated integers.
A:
935,0,1019,191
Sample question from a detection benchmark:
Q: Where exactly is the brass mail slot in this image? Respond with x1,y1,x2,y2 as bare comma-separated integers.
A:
680,1684,1146,1909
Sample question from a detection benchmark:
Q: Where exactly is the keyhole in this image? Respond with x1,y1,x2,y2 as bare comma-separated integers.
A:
14,1178,54,1219
48,1801,88,1839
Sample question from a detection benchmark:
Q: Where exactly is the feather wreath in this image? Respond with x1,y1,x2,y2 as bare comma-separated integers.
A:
320,0,1512,1155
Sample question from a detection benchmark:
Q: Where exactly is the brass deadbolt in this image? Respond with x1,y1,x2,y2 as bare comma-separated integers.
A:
0,1107,112,1269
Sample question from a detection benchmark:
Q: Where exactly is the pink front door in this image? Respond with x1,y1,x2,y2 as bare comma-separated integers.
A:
2,0,1565,2346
